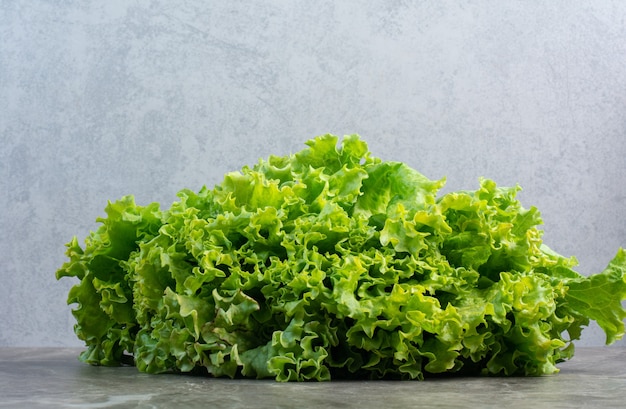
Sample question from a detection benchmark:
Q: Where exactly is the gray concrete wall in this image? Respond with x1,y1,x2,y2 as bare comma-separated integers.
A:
1,1,624,347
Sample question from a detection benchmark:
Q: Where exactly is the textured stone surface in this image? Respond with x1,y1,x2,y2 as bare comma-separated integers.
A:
1,347,625,408
1,2,625,347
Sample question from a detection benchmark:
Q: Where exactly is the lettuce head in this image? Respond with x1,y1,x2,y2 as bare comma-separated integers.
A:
56,134,626,381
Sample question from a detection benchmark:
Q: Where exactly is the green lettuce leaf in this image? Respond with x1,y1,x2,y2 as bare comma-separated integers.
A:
562,248,626,344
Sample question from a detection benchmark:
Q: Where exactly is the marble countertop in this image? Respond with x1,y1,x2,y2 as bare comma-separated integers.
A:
1,347,625,408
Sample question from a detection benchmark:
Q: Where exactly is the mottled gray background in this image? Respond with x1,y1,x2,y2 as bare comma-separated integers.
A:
1,1,625,348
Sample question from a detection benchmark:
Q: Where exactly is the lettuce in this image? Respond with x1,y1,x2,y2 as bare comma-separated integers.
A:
56,134,626,381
